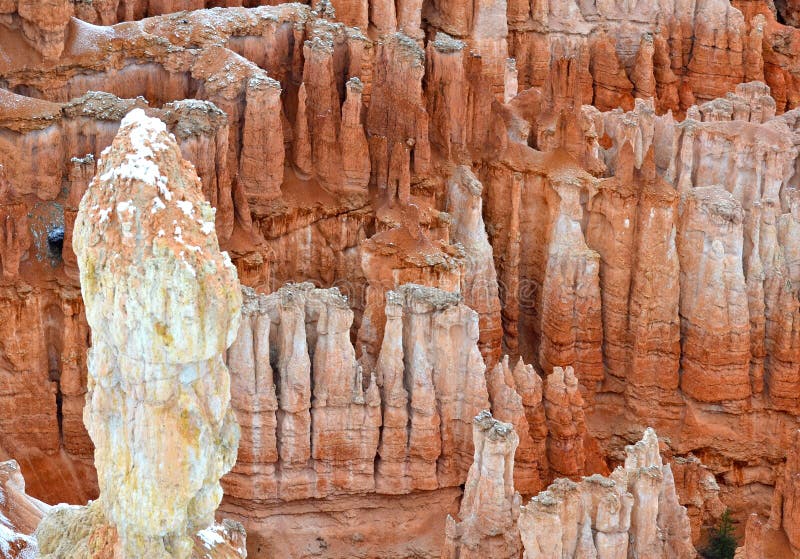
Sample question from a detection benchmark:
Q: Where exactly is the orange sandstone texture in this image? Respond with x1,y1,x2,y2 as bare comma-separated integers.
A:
5,0,800,557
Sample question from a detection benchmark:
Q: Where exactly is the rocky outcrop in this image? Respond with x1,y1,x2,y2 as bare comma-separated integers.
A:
774,0,800,26
518,428,696,559
0,0,73,59
34,108,244,558
757,430,800,558
486,356,546,495
446,166,503,366
377,284,491,490
227,280,610,512
542,366,589,480
225,282,381,502
731,429,800,558
671,454,726,543
442,420,698,559
442,411,521,559
0,460,46,558
0,458,247,559
678,186,751,403
226,282,493,501
9,0,800,557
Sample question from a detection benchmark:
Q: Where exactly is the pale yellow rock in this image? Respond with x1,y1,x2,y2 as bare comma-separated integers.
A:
36,108,243,559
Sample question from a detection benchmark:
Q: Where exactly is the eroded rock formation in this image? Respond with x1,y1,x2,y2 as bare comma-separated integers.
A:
0,460,45,558
519,428,696,559
0,457,247,559
443,421,698,559
223,281,610,554
442,411,522,559
226,281,609,493
5,0,800,557
32,108,245,558
735,429,800,558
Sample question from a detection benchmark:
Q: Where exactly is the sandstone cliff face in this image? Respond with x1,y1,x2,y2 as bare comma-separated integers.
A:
6,0,800,557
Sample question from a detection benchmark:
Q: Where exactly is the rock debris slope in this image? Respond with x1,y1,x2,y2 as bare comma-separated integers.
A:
3,0,800,557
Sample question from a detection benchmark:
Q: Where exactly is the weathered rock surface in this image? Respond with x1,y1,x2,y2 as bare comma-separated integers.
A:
486,356,546,495
225,281,607,514
519,428,696,559
0,460,45,559
442,420,698,559
7,0,800,557
31,108,245,558
442,411,522,559
0,458,247,559
740,430,800,558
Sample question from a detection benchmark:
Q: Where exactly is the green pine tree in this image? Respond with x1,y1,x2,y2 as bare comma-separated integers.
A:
702,509,738,559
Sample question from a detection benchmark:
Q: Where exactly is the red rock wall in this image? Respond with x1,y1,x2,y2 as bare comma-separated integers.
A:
5,0,800,556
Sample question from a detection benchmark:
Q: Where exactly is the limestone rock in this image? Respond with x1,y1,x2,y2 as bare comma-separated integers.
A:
519,428,696,559
225,281,497,502
774,0,800,26
6,0,73,59
442,411,522,559
41,108,243,558
376,284,491,490
36,504,248,559
671,454,726,543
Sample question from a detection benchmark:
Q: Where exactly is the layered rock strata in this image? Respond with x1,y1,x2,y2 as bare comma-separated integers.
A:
224,282,381,502
442,411,522,559
228,279,609,506
735,429,800,558
6,0,800,557
518,428,695,559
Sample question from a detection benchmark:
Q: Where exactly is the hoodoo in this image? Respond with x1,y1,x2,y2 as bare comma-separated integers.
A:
34,108,245,558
